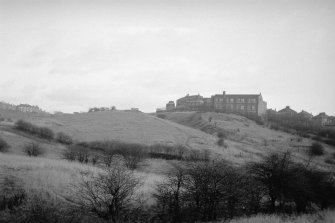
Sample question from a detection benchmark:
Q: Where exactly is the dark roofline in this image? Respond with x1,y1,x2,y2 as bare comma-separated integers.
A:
225,94,260,96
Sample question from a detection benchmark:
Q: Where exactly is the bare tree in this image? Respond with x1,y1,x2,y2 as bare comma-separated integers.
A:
76,162,140,222
153,164,188,223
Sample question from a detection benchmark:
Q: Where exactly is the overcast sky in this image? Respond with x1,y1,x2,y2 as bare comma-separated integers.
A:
1,0,334,115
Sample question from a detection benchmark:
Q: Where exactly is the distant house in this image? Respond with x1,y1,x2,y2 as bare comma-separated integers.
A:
54,111,64,115
156,108,166,113
176,94,204,111
325,116,335,130
16,104,42,113
313,112,331,127
166,101,175,111
298,110,313,120
277,106,298,117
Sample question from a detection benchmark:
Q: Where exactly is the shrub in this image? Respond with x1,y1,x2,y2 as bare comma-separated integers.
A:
24,142,44,157
325,156,335,165
157,114,166,119
15,120,54,140
56,132,73,145
63,150,76,161
76,163,140,222
309,142,324,156
122,145,146,169
217,131,226,138
64,144,90,163
0,137,10,152
0,176,26,211
5,193,83,223
38,127,54,140
217,138,225,147
15,119,34,132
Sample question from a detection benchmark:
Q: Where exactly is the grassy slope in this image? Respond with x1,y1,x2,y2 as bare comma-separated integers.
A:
0,153,164,205
0,109,219,151
160,112,335,167
1,109,335,221
226,210,335,223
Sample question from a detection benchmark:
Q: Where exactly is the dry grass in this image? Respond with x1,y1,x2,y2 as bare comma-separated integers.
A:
163,112,335,167
0,128,66,159
1,110,220,151
227,210,335,223
0,153,164,204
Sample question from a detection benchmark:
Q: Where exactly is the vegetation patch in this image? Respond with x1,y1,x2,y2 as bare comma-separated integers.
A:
0,137,10,153
24,142,44,157
308,142,324,156
15,119,54,140
56,132,73,145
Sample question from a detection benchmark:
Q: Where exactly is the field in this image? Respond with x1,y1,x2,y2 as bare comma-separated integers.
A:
1,109,335,222
159,111,335,166
226,210,335,223
0,109,219,150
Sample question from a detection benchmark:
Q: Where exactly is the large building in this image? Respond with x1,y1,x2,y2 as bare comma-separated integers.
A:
176,94,204,111
163,91,267,119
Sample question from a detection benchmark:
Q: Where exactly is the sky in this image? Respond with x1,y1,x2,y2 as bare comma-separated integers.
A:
1,0,335,115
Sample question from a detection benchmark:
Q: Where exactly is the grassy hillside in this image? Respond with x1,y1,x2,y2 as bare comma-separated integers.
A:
226,210,335,223
159,111,335,166
0,110,219,151
1,110,335,222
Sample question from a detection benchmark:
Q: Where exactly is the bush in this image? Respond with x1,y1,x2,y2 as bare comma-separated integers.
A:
56,132,73,145
76,163,140,222
4,193,83,223
0,175,26,211
217,131,226,138
0,137,10,152
217,138,225,147
63,150,76,161
15,119,34,132
24,142,44,157
38,127,54,140
64,144,90,163
15,120,54,140
157,114,166,119
309,142,324,156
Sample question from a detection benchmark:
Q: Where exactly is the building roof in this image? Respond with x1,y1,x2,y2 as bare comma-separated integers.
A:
278,106,297,114
298,110,313,117
313,112,328,119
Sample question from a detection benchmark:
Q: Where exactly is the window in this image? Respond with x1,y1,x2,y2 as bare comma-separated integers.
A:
230,104,234,110
241,98,245,103
230,98,234,103
237,98,241,103
252,105,256,110
241,105,245,110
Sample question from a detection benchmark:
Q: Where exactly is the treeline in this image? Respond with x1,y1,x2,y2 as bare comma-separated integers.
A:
1,151,335,223
152,152,335,222
14,120,73,144
64,141,211,169
15,119,54,140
